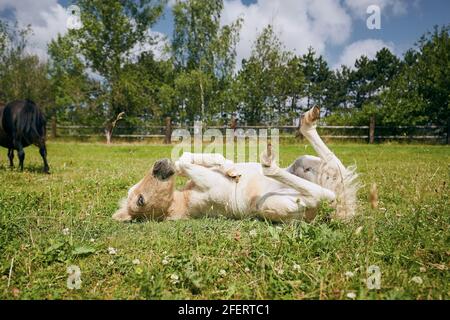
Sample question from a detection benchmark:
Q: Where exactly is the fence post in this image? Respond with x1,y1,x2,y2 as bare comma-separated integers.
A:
230,114,237,131
51,116,57,139
164,116,172,144
369,116,375,144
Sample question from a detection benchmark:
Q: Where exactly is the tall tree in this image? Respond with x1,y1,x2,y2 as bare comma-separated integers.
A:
235,25,293,125
382,25,449,127
414,25,450,126
171,0,241,123
172,0,223,73
300,47,331,111
347,55,376,109
0,21,52,108
347,47,400,111
48,33,94,124
283,56,305,121
70,0,165,142
381,54,427,126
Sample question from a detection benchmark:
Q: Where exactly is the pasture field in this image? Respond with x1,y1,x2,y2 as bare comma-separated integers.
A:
0,142,448,300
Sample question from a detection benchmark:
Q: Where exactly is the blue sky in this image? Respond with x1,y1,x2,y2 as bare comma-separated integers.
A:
1,0,449,68
150,0,450,67
344,0,450,57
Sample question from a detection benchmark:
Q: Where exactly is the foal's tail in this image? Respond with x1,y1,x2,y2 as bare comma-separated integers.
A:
334,164,360,220
319,160,360,221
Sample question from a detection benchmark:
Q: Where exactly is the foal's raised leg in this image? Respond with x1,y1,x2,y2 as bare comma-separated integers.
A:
177,152,240,181
175,158,232,192
299,106,359,220
260,145,336,208
300,106,345,170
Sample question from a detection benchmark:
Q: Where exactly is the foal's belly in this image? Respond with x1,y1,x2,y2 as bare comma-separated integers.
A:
187,164,310,220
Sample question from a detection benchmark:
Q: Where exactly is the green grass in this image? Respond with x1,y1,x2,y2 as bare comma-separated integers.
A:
0,142,449,299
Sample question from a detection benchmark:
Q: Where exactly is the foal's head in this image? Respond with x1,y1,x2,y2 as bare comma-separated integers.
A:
113,159,176,221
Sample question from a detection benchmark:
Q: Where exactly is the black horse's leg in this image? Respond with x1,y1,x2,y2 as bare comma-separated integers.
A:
38,142,50,174
17,143,25,171
8,148,14,168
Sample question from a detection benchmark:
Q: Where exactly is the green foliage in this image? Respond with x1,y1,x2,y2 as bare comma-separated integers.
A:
301,47,332,110
328,25,449,127
235,25,300,125
174,69,212,123
0,21,52,108
48,33,98,122
172,0,224,73
53,0,166,127
0,4,448,129
171,0,242,123
382,25,450,126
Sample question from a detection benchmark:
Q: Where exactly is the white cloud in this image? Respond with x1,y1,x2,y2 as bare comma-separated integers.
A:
0,0,70,59
0,0,167,62
344,0,409,19
334,39,395,69
221,0,353,68
0,0,408,72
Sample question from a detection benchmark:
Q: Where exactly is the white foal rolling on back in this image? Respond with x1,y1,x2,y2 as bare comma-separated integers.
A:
113,107,359,223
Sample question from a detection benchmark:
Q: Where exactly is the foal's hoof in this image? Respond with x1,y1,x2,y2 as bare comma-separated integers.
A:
152,158,175,180
260,144,275,167
225,169,241,183
301,106,320,127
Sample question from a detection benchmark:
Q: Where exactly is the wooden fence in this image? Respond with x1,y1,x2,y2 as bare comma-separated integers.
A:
47,122,449,144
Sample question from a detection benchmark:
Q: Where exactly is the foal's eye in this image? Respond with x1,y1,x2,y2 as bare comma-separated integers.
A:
137,194,145,207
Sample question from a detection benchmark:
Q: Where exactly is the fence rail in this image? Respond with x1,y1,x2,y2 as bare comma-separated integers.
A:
47,124,449,144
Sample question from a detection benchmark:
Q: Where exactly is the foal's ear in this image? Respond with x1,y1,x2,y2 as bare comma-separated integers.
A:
112,199,132,222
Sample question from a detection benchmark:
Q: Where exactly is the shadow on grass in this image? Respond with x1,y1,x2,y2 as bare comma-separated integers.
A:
0,163,49,174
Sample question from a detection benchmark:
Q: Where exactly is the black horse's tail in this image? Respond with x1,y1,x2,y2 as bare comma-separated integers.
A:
16,100,46,143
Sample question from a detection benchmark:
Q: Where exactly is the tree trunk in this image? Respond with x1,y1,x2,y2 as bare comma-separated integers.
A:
164,116,172,144
447,119,450,145
105,121,113,144
291,96,297,115
369,115,375,144
105,128,112,145
104,112,125,145
200,81,205,121
307,86,311,109
230,115,237,130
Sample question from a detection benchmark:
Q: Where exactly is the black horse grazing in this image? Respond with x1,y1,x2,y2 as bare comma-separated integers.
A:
0,100,49,173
